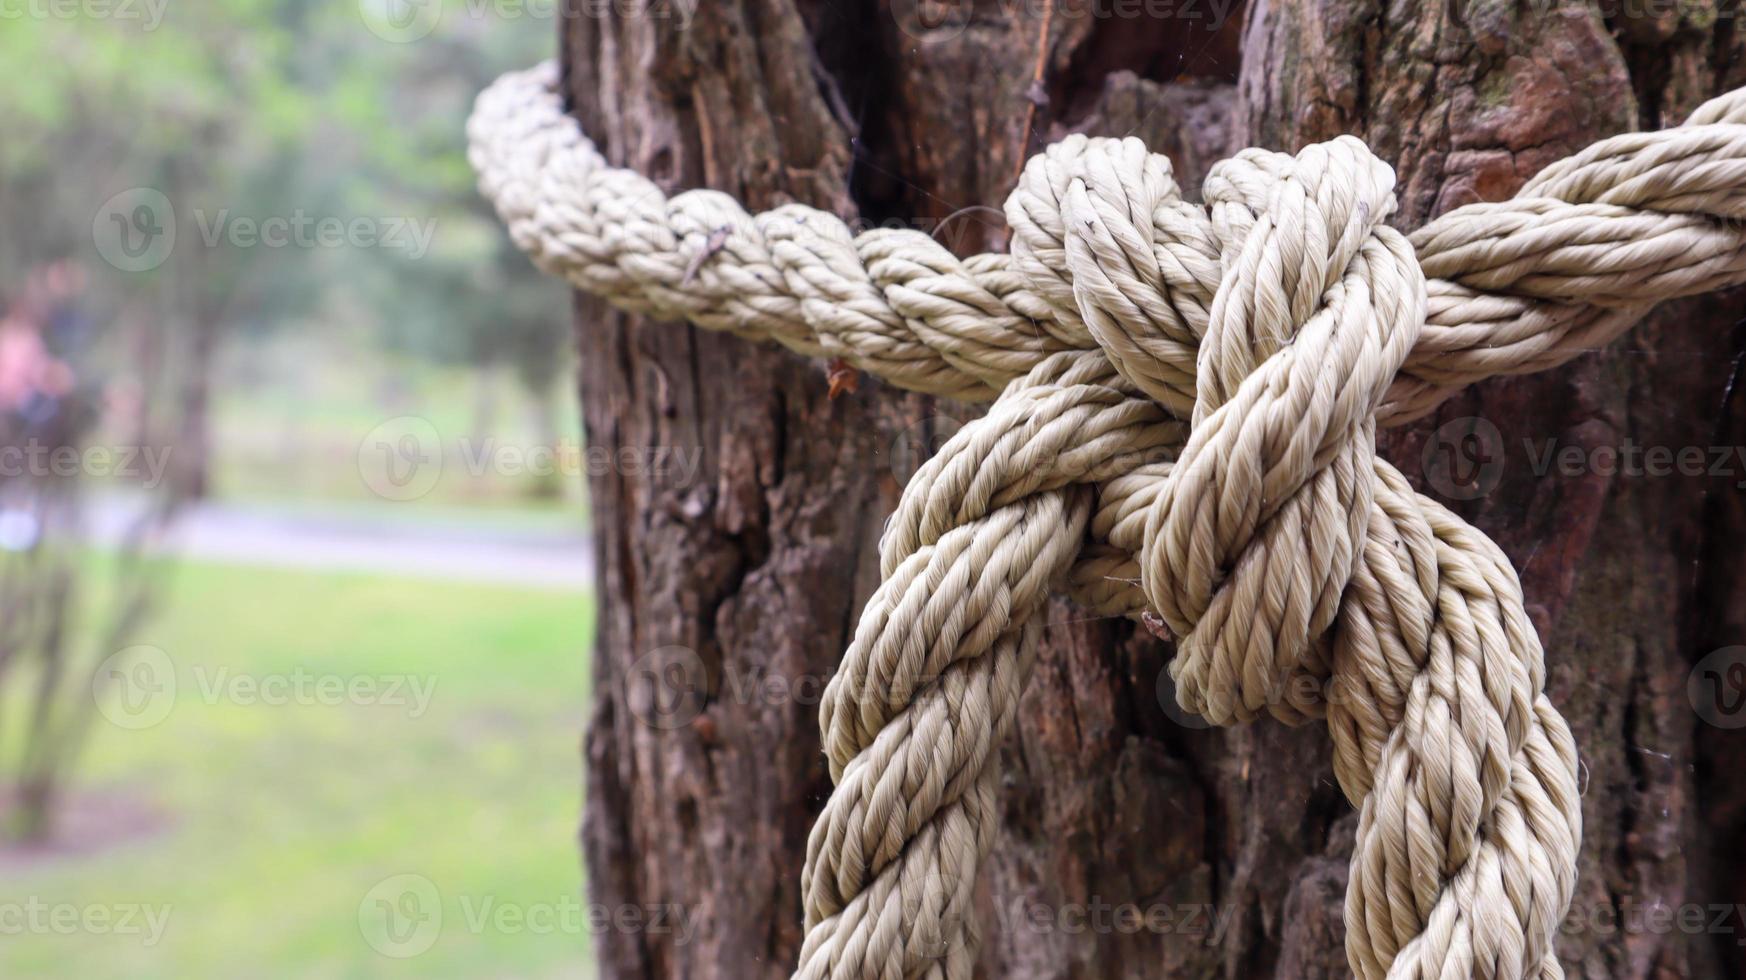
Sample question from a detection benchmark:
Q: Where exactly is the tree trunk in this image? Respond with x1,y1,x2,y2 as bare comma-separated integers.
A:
563,2,1746,977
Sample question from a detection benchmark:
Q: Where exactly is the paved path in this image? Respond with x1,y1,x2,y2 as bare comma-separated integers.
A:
84,495,594,591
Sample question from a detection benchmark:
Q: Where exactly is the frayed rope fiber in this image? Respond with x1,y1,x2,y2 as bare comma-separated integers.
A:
470,60,1746,979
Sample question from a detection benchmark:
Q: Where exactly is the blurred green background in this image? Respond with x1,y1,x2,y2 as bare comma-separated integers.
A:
0,2,598,976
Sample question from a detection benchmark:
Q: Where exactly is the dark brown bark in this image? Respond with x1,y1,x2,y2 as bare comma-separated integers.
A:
564,1,1746,976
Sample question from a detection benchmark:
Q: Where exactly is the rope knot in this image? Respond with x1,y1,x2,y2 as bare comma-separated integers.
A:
1133,136,1427,725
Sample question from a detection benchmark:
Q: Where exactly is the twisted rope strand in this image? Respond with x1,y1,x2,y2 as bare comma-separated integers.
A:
468,62,1746,978
469,61,1746,422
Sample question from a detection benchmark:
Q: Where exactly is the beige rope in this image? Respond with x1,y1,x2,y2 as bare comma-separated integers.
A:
469,61,1746,979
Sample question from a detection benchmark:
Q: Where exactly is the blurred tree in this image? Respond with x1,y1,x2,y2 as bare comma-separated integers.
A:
0,0,566,838
0,261,169,843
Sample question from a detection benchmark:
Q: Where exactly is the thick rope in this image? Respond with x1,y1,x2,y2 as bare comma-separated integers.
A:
469,62,1746,979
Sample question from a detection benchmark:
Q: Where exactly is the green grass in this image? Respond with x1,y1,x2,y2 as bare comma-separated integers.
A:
1,557,596,979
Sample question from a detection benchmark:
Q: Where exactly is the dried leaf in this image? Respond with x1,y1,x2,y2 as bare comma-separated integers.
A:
826,358,860,400
1141,611,1172,642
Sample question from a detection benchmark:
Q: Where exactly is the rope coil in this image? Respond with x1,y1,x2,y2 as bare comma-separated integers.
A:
469,60,1746,978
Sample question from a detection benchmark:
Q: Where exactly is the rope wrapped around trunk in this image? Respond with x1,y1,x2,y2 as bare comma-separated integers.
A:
468,60,1746,979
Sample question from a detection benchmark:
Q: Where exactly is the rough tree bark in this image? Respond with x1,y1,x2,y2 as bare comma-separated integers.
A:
563,1,1746,976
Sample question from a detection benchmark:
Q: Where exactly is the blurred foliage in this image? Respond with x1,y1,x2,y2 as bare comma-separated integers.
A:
0,0,568,391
